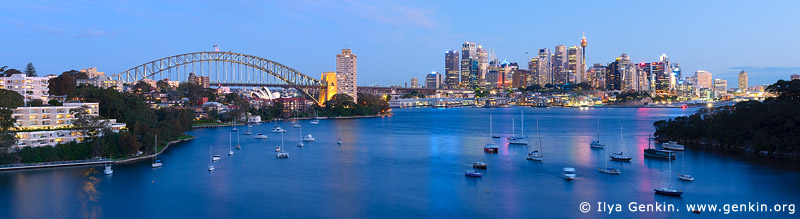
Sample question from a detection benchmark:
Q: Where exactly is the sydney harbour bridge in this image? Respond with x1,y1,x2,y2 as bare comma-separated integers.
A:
111,51,437,105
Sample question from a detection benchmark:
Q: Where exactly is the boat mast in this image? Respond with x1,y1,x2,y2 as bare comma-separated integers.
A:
521,111,524,138
537,118,542,154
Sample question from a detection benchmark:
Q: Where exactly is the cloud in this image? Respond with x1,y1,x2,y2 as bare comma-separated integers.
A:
76,29,109,38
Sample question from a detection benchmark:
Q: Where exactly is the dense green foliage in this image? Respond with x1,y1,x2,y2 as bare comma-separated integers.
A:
47,70,88,96
654,79,800,154
0,89,23,151
316,93,389,117
1,68,22,77
24,62,37,77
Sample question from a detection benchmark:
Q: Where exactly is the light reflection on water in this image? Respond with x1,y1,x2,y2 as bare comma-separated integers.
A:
1,107,799,218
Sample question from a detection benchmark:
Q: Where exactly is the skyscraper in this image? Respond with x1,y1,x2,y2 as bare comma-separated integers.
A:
336,49,357,103
460,42,478,89
695,70,713,95
588,63,606,89
714,79,728,93
738,70,748,92
425,71,442,89
444,50,460,89
567,46,583,84
552,45,568,85
531,48,552,87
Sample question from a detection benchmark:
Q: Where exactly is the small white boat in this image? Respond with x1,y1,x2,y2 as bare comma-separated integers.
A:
590,114,605,148
472,161,487,169
242,131,252,135
231,127,238,132
292,123,301,128
103,162,113,175
151,135,162,168
208,165,215,171
310,119,319,124
212,155,221,162
563,167,576,180
302,134,315,142
275,147,281,152
599,167,621,174
297,142,304,147
254,133,268,139
526,151,543,161
663,141,685,151
507,112,530,145
228,133,234,156
465,169,482,177
272,126,286,133
679,174,694,181
337,139,342,145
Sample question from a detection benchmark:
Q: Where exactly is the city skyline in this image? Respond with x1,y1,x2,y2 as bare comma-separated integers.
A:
2,1,800,86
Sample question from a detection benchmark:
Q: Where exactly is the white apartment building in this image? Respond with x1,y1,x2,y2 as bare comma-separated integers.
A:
11,102,126,149
0,74,55,102
77,74,123,91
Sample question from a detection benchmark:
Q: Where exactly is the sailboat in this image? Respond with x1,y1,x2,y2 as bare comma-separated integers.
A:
590,114,605,148
297,126,304,147
228,133,234,155
272,120,286,133
465,169,482,177
292,111,301,128
276,132,289,158
655,150,683,196
678,152,694,181
310,111,320,124
231,116,238,132
243,122,253,135
236,128,241,149
483,114,499,153
526,118,543,161
151,134,162,168
599,148,621,174
208,143,215,171
508,111,529,145
473,124,488,169
610,126,632,161
336,125,342,145
103,156,113,175
644,134,676,160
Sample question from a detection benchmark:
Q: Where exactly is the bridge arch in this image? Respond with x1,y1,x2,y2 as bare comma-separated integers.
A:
111,51,326,104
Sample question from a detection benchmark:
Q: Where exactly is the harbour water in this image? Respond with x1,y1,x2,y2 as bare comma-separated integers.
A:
1,107,798,218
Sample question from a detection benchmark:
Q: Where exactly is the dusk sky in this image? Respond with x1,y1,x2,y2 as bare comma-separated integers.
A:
2,0,799,86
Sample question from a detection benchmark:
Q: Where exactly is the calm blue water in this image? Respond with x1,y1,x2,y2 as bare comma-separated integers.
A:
1,107,799,218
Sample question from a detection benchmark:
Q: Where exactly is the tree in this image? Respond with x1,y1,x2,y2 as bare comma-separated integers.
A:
48,70,88,96
0,66,7,74
48,99,62,106
28,99,43,107
70,105,108,157
0,89,24,108
0,108,16,152
2,69,22,77
133,81,153,93
24,62,36,77
766,79,800,101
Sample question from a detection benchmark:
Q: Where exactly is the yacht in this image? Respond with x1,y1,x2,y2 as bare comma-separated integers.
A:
103,160,113,175
292,122,301,128
599,149,621,174
644,135,676,159
272,125,286,133
654,150,683,196
472,161,487,169
662,141,685,151
526,118,544,161
302,134,315,142
243,123,253,135
562,167,576,180
654,187,683,196
151,135,162,168
484,114,499,153
275,146,281,152
609,127,632,161
208,143,215,171
678,152,694,181
590,114,605,148
465,169,482,177
254,133,268,139
212,155,221,162
337,139,342,145
276,132,289,158
310,111,320,124
507,111,529,145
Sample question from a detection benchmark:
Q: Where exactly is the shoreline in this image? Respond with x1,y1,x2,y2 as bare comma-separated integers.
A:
657,137,800,160
192,113,392,129
0,136,196,171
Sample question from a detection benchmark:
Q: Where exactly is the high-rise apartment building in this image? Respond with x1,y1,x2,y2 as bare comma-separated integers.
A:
531,48,552,86
444,50,460,89
336,49,358,102
738,70,748,92
695,70,713,95
714,79,728,93
552,45,568,85
588,64,607,89
567,46,583,84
